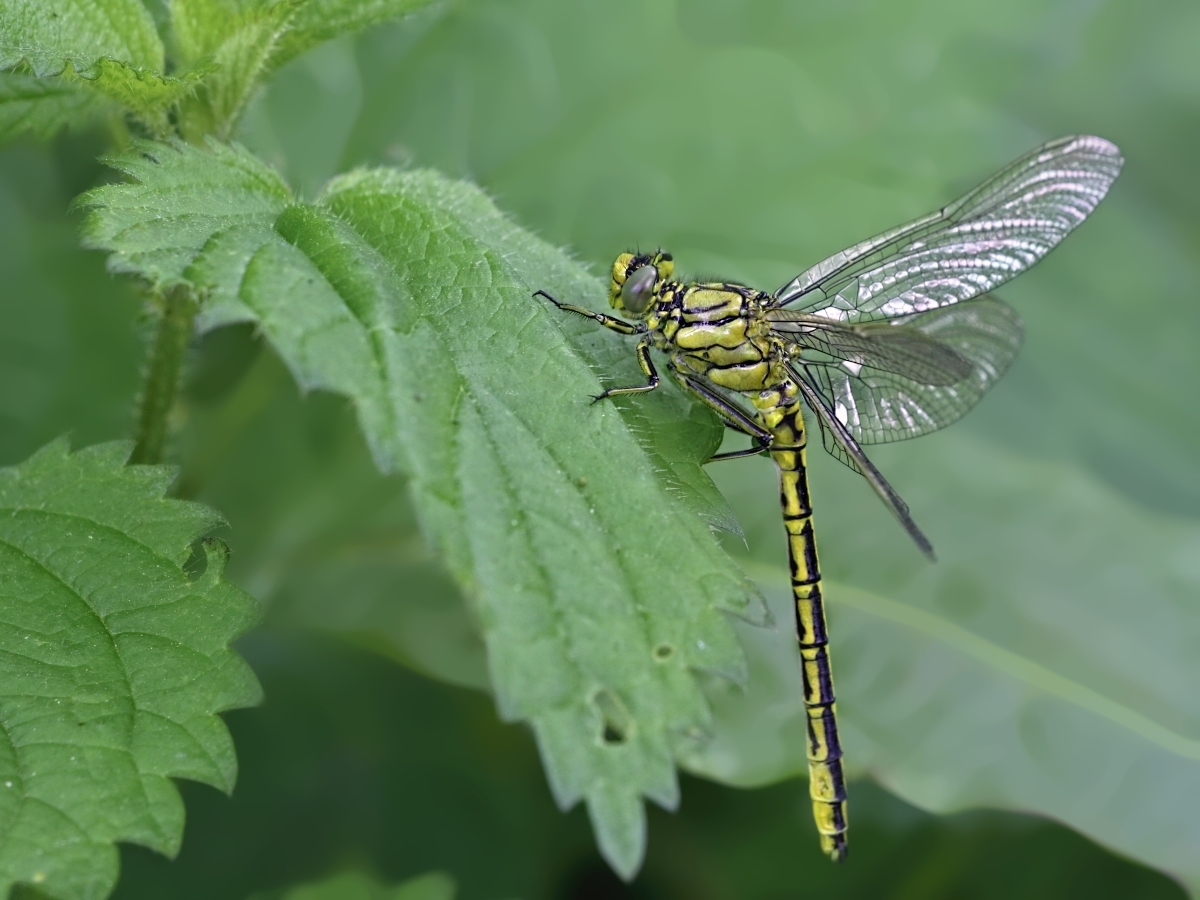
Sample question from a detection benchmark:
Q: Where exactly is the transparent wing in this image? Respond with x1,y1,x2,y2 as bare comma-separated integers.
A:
771,135,1122,321
767,309,975,387
791,371,935,559
787,295,1024,446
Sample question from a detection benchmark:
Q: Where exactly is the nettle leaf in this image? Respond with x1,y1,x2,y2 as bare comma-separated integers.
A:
66,57,213,131
173,0,298,141
0,0,205,135
171,0,440,140
0,71,107,143
80,139,763,878
0,439,262,899
0,0,164,77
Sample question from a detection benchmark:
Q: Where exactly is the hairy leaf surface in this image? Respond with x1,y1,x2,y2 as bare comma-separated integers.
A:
80,139,761,878
0,440,262,899
0,0,164,77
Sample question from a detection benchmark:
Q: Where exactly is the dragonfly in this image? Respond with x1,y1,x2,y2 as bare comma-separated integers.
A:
535,135,1122,861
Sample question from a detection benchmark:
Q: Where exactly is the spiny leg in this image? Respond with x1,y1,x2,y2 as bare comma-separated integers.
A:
669,369,774,463
709,442,770,462
771,401,848,862
533,289,641,336
592,340,660,403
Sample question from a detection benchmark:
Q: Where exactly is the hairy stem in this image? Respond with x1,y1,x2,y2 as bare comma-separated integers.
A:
130,286,196,465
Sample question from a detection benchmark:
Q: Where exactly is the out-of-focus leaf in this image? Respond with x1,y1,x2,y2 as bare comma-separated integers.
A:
689,432,1200,893
0,0,164,77
176,337,490,691
78,139,760,878
0,73,106,144
0,440,262,900
0,0,211,134
271,869,455,900
174,1,296,141
0,142,143,468
172,0,439,141
271,0,441,72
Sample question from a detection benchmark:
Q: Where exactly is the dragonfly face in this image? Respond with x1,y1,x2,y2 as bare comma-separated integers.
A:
609,250,674,317
538,135,1124,864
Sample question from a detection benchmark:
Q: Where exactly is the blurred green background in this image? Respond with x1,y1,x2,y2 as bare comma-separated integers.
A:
3,0,1199,896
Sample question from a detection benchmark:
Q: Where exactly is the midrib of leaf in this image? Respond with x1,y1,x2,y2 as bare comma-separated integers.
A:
79,140,764,878
813,569,1200,762
719,559,1200,772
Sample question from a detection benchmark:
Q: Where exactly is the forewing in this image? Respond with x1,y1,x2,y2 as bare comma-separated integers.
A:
796,295,1024,446
768,309,974,386
772,135,1122,321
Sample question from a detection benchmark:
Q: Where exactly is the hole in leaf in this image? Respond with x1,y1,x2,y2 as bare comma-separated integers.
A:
592,688,631,746
182,540,208,582
653,642,675,661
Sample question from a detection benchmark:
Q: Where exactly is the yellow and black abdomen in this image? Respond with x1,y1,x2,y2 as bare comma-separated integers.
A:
668,285,773,392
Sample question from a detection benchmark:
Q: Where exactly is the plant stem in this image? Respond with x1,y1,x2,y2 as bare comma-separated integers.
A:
130,286,196,465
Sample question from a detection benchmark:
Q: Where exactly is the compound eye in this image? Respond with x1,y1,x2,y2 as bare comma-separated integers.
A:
620,264,658,314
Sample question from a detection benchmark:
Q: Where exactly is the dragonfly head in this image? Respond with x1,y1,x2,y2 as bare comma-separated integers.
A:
609,250,674,318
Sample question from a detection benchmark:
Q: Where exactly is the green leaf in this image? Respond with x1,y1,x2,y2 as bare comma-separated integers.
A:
0,0,165,76
170,0,439,141
0,439,262,899
0,0,209,134
686,432,1200,894
173,1,297,141
64,57,212,132
79,139,762,879
0,72,107,143
273,869,456,900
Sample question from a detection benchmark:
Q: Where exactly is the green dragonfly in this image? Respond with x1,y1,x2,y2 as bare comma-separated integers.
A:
536,135,1122,861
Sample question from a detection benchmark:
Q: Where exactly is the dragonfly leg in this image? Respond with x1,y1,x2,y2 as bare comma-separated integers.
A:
709,442,770,462
592,340,660,403
534,289,641,336
670,369,774,461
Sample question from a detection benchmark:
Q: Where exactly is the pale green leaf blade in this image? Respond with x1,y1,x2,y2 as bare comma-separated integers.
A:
0,439,262,900
0,71,106,143
79,140,762,880
0,0,164,76
687,433,1200,893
